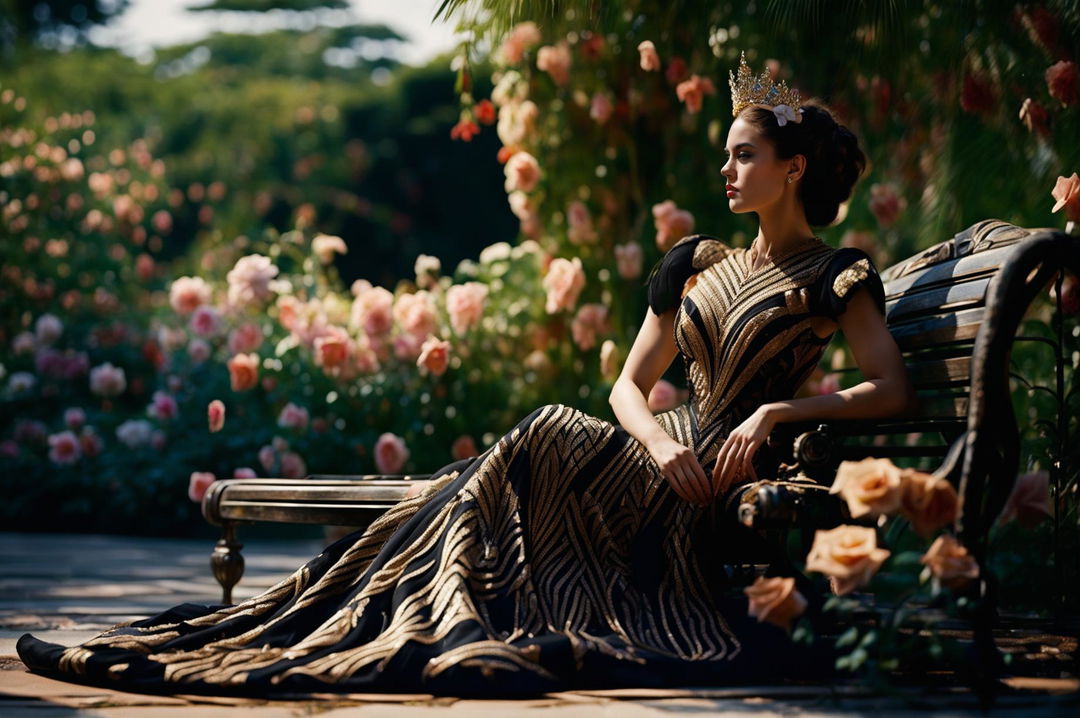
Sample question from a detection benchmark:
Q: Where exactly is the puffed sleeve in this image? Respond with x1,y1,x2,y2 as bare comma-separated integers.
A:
812,247,887,320
646,234,729,314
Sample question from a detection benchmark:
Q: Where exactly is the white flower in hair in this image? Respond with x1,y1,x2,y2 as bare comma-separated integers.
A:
772,104,802,126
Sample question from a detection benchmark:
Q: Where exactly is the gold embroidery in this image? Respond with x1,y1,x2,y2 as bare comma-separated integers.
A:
833,258,871,299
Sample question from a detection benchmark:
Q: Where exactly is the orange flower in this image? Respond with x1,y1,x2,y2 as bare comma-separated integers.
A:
227,353,259,392
1051,173,1080,222
417,335,451,377
744,576,807,632
921,534,979,590
829,458,903,519
675,74,716,114
805,525,890,596
899,470,960,538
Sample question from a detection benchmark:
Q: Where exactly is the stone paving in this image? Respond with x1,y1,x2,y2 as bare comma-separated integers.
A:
1,532,1077,716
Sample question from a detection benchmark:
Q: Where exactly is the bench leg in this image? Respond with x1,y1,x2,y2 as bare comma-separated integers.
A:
210,523,244,604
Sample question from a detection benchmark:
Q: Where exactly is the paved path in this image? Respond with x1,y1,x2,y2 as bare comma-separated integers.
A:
1,532,1077,716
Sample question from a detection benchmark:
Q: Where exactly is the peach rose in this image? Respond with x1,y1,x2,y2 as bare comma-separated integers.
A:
375,432,409,474
226,254,279,308
675,74,716,114
499,21,541,64
998,470,1052,529
314,328,350,369
207,399,225,433
417,335,451,376
312,233,347,264
744,576,808,632
614,242,643,279
570,303,609,351
452,434,479,461
537,43,572,86
1051,173,1080,222
353,335,381,374
899,470,960,538
497,99,538,147
542,257,586,314
637,40,660,72
829,457,903,519
351,286,395,336
920,534,980,591
599,339,621,380
504,151,541,193
1046,60,1079,107
805,525,890,596
394,291,439,338
647,379,680,412
188,471,216,503
652,200,695,252
168,276,212,315
227,353,259,392
446,282,488,335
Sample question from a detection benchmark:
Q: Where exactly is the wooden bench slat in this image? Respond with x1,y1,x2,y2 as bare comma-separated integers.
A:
889,307,985,351
220,483,416,503
885,276,991,323
218,503,393,525
906,355,973,389
882,243,1015,300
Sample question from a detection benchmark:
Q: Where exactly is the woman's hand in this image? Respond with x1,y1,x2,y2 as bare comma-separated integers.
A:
711,405,778,497
647,436,712,506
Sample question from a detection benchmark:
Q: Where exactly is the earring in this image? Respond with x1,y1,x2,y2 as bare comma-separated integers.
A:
787,177,793,184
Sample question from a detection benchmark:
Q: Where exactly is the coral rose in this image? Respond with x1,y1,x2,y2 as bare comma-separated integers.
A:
537,43,572,86
676,74,716,114
446,282,488,335
351,286,395,336
614,242,643,279
499,21,541,64
1046,60,1079,107
188,471,216,503
374,432,410,474
542,257,586,314
417,335,452,376
393,291,439,338
314,328,350,369
921,534,980,591
227,353,259,392
277,402,310,431
652,200,695,252
998,470,1052,529
169,276,212,315
899,470,960,538
638,40,660,72
208,399,225,432
1051,173,1080,222
829,457,903,519
228,323,263,355
744,575,808,632
805,525,890,596
451,434,479,461
504,151,541,193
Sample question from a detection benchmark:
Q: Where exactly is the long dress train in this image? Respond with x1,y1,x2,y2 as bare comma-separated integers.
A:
17,234,885,696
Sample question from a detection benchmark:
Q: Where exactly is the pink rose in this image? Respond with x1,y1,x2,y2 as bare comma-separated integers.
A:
258,445,276,473
451,434,479,460
152,209,172,234
35,314,62,344
314,327,350,369
226,254,279,308
589,92,614,125
147,391,178,421
233,467,257,479
374,432,410,474
744,576,807,632
79,427,102,457
312,233,347,264
499,21,541,64
1046,60,1079,107
676,74,716,114
570,303,610,351
207,399,226,433
869,183,907,229
353,335,381,374
566,200,597,245
64,407,86,430
47,430,81,465
89,362,126,397
920,534,980,591
188,339,211,364
536,43,572,85
417,335,452,376
188,471,216,503
805,525,890,596
446,282,488,335
168,276,212,315
351,286,395,336
393,332,425,361
393,291,439,338
542,257,586,314
998,470,1052,529
614,242,643,279
1051,173,1080,222
228,323,263,355
227,353,259,392
637,40,660,72
189,305,221,337
504,151,541,193
647,379,680,412
277,402,310,431
652,200,695,252
279,451,307,479
816,372,841,395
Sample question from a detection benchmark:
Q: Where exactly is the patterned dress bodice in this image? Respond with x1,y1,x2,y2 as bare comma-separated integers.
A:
648,234,885,470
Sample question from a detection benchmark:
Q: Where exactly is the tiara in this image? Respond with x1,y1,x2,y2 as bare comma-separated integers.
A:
728,51,803,125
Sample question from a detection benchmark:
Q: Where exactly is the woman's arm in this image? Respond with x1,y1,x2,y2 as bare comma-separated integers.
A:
609,307,713,506
711,287,915,494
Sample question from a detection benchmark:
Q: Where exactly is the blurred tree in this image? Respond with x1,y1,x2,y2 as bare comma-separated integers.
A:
0,0,129,58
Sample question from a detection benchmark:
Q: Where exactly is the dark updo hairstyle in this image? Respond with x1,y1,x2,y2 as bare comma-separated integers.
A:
739,101,866,227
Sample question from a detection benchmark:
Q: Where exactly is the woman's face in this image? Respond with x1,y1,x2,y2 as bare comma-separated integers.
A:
720,116,794,215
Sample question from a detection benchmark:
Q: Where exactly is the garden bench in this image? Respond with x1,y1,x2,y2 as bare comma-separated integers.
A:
203,221,1078,646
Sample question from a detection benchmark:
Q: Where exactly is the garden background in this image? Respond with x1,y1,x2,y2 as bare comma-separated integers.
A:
2,0,1079,618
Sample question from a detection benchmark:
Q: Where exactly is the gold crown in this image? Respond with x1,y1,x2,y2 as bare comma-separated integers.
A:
728,51,801,118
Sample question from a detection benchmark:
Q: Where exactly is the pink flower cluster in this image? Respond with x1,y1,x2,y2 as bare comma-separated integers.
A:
652,200,694,252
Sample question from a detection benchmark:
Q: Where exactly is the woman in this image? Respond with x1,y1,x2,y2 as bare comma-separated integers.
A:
18,55,912,697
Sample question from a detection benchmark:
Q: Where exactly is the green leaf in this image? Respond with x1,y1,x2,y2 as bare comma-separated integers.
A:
836,626,860,648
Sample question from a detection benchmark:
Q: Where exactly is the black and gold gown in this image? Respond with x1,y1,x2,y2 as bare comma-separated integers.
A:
17,234,886,696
